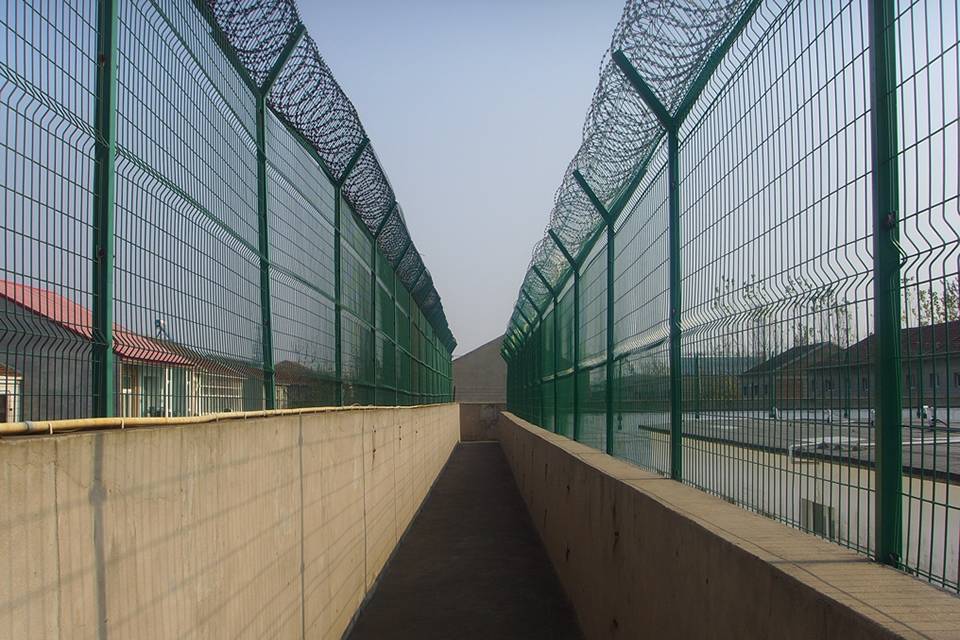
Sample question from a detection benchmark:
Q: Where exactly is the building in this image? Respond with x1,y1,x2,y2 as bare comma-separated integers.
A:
453,335,506,403
0,280,263,421
831,320,960,410
738,343,846,409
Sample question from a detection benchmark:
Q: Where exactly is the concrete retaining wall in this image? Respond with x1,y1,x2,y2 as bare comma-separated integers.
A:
458,403,505,441
0,404,460,640
497,412,960,640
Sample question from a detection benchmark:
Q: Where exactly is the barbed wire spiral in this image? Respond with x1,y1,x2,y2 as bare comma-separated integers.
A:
507,0,752,338
206,0,455,351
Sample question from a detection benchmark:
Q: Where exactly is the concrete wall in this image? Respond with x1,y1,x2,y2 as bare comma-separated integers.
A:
497,412,960,640
0,404,460,640
453,335,506,403
459,402,505,441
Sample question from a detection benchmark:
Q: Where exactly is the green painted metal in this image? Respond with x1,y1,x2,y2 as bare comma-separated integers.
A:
573,170,612,223
612,51,682,477
533,265,559,433
868,0,902,568
503,0,960,595
604,223,615,455
520,287,544,425
2,0,454,425
250,21,309,411
92,0,120,418
572,170,616,455
550,230,580,441
374,202,397,239
255,93,276,409
671,0,762,124
261,23,305,95
667,128,682,480
334,190,344,406
190,0,260,95
612,51,673,129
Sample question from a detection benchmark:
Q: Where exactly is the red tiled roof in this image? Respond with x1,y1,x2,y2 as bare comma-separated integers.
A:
1,280,196,367
845,320,960,361
0,364,21,377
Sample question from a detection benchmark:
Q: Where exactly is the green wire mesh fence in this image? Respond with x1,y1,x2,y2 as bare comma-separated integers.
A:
504,0,959,594
0,0,455,422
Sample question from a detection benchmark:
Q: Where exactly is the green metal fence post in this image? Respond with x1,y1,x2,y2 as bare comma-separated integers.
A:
254,95,276,409
605,222,615,455
572,170,616,455
334,138,369,406
521,287,544,428
371,204,394,405
253,24,305,410
333,193,344,405
612,50,682,478
868,0,903,567
667,129,683,480
550,230,580,441
91,0,120,417
532,266,558,433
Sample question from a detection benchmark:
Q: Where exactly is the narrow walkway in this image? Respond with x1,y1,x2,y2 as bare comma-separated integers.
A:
348,442,583,640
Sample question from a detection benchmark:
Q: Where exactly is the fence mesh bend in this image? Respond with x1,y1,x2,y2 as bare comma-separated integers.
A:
504,0,960,594
0,0,455,424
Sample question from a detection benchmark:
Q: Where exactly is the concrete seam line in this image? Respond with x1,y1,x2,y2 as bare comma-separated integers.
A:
298,413,306,640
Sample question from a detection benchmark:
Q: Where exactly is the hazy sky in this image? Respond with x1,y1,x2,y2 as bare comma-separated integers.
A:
298,0,625,356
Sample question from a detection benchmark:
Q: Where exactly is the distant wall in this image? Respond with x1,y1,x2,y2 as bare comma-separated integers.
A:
0,404,460,640
459,402,505,441
453,336,506,403
497,412,960,640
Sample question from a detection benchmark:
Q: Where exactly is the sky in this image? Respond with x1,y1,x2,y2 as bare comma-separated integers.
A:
297,0,626,356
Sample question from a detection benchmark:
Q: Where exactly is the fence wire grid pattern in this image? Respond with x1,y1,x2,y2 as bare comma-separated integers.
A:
0,0,455,423
504,0,960,594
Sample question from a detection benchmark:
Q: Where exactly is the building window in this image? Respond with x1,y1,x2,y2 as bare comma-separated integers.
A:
742,384,749,397
930,372,940,388
861,377,869,392
955,372,960,388
823,379,832,392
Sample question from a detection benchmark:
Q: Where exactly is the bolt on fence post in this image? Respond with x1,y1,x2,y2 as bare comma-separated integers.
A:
868,0,903,568
91,0,119,417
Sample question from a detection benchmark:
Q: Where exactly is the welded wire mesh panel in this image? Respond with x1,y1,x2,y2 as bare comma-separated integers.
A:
0,0,454,425
895,0,960,591
503,0,959,595
556,281,575,437
0,0,97,421
612,146,671,474
678,0,875,554
578,238,607,450
264,111,337,407
114,0,264,417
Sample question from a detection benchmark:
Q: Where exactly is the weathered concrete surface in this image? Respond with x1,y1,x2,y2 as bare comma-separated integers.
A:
0,404,459,640
453,335,506,403
498,412,960,640
348,442,582,640
459,402,505,441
